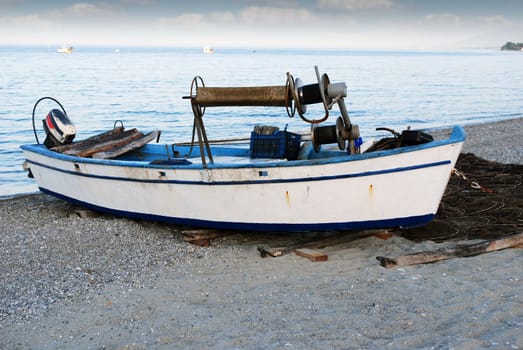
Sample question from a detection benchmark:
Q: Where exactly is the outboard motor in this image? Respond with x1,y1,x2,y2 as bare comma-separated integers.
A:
42,108,76,148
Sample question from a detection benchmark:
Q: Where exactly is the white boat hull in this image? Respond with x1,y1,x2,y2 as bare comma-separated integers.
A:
21,126,464,231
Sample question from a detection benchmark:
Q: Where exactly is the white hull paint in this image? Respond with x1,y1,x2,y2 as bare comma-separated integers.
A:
21,126,464,231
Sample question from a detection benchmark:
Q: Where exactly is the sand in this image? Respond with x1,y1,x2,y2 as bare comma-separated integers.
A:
1,118,522,349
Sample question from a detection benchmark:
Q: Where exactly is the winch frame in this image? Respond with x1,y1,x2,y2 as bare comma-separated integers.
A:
186,66,361,167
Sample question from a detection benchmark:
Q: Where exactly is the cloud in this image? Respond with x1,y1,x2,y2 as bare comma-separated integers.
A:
120,0,155,4
1,14,51,28
61,3,115,16
0,13,69,44
423,13,461,26
237,0,299,6
478,15,510,25
159,6,315,27
163,13,205,26
317,0,393,11
151,5,323,48
2,0,519,49
207,11,236,23
239,6,316,24
158,11,235,26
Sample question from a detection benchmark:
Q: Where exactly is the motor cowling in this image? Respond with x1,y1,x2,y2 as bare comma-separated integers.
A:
42,109,76,148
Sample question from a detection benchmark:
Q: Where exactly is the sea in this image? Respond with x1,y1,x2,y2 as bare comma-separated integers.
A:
1,46,522,197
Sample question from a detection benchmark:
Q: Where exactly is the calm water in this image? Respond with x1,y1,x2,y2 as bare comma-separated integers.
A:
1,47,522,197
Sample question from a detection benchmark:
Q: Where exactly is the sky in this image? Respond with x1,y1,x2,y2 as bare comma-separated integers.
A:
0,0,521,50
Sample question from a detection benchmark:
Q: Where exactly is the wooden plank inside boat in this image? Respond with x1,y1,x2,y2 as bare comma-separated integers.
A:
51,127,160,159
65,129,143,157
92,130,160,159
51,127,126,153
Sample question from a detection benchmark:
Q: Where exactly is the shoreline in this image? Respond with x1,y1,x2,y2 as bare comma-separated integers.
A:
1,117,522,349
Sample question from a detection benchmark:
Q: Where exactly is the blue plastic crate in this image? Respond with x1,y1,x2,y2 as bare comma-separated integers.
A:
249,131,301,160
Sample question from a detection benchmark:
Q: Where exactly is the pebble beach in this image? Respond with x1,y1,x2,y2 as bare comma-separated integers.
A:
1,118,522,349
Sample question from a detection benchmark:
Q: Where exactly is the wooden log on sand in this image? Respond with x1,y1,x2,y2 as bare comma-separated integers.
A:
257,230,382,258
377,232,523,268
180,229,232,247
295,248,328,262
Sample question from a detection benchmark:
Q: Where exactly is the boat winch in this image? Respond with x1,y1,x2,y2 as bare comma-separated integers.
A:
186,66,361,166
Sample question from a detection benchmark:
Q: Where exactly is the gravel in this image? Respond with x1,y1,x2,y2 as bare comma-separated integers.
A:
0,195,225,324
461,118,523,164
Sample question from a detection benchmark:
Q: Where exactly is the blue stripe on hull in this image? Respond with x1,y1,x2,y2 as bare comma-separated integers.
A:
40,187,435,232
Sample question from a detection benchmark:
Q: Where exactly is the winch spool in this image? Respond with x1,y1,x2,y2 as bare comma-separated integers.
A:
188,67,347,124
193,86,290,107
311,116,347,152
298,83,323,105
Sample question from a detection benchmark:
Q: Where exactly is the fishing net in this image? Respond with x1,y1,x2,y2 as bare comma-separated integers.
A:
400,153,523,242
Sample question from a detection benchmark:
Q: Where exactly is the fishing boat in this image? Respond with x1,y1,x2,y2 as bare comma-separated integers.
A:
21,67,465,232
57,46,73,54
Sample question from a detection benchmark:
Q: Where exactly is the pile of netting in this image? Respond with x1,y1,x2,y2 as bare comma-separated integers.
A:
401,153,522,242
